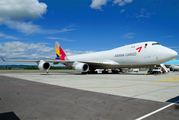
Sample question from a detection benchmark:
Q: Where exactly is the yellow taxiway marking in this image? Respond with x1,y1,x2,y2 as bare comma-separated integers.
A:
144,68,148,75
154,77,179,82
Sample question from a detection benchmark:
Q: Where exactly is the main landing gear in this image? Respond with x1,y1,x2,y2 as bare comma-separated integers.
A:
102,69,108,74
81,69,120,74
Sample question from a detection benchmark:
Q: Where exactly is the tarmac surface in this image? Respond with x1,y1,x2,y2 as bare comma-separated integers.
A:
0,70,179,120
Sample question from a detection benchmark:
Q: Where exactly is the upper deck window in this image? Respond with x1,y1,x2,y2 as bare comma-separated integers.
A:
152,43,160,45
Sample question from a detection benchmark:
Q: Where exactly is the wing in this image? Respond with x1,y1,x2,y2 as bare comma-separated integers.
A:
1,58,39,62
1,57,119,66
1,57,74,64
165,64,179,67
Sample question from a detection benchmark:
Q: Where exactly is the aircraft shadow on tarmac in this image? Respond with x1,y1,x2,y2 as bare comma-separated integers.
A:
0,112,20,120
166,96,179,111
166,95,179,104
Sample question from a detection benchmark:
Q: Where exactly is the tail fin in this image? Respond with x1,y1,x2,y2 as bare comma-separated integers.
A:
55,42,68,60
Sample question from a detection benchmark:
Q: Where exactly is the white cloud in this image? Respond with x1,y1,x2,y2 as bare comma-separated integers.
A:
4,21,40,35
113,0,133,6
123,32,134,38
0,41,95,65
4,21,75,35
60,28,75,32
120,9,126,13
0,0,75,35
64,49,95,56
0,32,20,40
0,41,54,59
136,8,155,18
0,0,76,35
90,0,108,10
169,46,178,49
90,0,133,10
47,37,75,42
0,0,47,24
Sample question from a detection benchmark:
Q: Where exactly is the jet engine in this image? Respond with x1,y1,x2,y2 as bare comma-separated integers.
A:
38,60,50,70
74,63,89,72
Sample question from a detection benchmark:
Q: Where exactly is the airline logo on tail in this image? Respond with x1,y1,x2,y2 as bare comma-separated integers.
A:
55,42,68,60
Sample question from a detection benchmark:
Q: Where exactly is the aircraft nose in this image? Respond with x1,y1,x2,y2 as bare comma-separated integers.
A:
162,48,178,61
171,50,178,58
157,46,178,62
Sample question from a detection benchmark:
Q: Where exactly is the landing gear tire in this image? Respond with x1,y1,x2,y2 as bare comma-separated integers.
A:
112,69,119,74
102,70,108,74
89,69,98,74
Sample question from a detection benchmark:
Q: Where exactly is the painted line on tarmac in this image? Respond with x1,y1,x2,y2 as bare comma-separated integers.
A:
135,100,179,120
144,68,148,75
154,77,179,82
139,84,179,87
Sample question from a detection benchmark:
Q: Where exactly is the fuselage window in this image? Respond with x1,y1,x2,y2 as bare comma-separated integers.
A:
152,43,160,45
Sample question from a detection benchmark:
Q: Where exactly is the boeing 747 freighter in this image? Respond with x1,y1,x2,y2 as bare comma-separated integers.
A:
2,41,178,74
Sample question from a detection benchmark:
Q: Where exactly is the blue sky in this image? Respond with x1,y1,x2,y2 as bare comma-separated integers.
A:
0,0,179,65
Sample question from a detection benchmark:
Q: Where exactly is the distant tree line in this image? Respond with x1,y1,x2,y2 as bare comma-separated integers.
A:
24,66,38,70
25,66,72,70
0,66,24,70
50,66,72,70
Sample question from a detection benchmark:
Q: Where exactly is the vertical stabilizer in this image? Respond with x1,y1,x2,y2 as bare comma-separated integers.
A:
55,42,68,60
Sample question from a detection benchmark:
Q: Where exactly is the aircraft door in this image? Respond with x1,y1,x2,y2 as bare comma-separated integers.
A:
154,54,158,61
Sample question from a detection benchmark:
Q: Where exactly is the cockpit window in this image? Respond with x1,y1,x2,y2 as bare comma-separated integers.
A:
145,44,147,48
152,43,160,45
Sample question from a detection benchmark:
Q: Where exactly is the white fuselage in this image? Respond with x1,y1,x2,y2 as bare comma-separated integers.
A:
68,41,178,69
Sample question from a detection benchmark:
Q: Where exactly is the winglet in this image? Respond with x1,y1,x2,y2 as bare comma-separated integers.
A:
1,57,5,61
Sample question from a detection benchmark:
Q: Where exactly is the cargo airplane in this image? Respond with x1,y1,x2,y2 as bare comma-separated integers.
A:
1,41,178,74
164,59,179,71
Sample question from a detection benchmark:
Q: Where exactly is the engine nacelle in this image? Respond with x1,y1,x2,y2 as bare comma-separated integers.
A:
38,60,50,70
74,63,89,72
